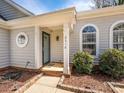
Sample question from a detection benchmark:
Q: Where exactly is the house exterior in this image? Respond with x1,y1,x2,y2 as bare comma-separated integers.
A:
0,0,124,74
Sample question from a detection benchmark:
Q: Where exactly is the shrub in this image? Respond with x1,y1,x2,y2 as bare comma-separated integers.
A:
99,49,124,78
73,51,94,74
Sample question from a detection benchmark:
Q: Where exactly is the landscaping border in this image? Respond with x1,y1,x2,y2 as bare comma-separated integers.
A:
107,82,124,93
14,73,43,93
111,82,124,88
57,75,104,93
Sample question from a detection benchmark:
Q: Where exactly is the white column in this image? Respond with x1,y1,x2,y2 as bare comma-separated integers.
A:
35,25,41,69
63,24,70,74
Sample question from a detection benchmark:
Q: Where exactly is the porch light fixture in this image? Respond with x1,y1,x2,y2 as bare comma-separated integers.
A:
16,32,28,48
56,36,59,41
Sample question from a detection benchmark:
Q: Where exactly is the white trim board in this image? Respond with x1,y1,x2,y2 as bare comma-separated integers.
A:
110,20,124,48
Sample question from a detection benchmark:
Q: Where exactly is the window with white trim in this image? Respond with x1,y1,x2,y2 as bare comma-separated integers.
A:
113,23,124,51
82,26,96,55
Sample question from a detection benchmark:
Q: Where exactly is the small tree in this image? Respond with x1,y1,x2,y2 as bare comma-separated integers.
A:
92,0,124,8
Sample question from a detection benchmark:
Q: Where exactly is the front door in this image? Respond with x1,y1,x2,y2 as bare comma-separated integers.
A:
42,32,50,64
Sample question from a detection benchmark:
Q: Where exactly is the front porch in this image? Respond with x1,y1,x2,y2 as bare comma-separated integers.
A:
42,62,63,72
40,62,73,76
35,23,74,75
41,62,63,76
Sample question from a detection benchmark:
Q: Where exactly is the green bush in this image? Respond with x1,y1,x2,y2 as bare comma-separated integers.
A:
99,49,124,78
73,51,94,74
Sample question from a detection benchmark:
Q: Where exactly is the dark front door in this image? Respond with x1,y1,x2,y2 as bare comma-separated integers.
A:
42,32,50,64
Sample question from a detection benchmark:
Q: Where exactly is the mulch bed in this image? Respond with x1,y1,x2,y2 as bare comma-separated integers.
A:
0,67,40,93
63,70,124,93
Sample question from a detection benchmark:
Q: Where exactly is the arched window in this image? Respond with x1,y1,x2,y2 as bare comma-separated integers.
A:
82,25,98,56
113,23,124,50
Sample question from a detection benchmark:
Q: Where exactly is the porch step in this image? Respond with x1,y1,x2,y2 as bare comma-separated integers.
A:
40,62,64,77
42,70,63,77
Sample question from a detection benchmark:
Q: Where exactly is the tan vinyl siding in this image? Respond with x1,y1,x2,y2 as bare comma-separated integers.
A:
51,30,63,62
69,27,80,62
10,27,35,69
42,29,63,62
74,14,124,58
0,28,10,67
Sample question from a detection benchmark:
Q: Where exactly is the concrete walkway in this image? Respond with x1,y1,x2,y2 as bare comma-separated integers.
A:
24,76,74,93
115,87,124,93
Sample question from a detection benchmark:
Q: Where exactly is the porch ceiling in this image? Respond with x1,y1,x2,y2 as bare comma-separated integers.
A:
40,24,73,33
46,25,63,31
